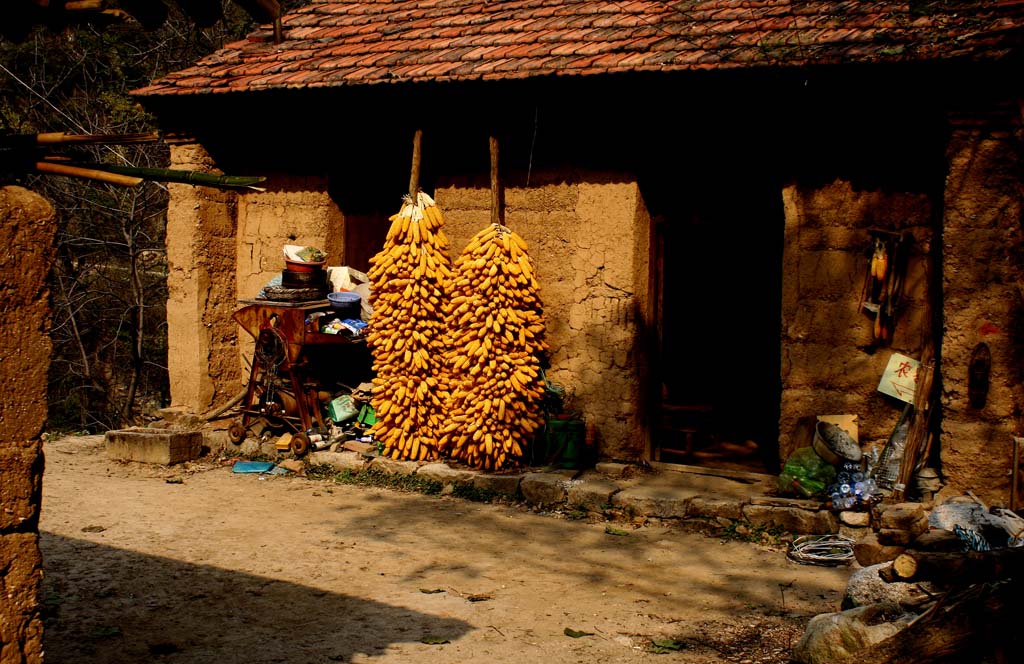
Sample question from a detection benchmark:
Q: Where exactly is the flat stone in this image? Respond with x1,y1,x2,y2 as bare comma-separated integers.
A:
595,462,633,478
612,486,690,519
369,456,419,476
742,504,839,535
839,510,871,527
416,463,476,485
308,450,367,472
155,406,202,429
610,471,754,519
472,473,522,496
520,473,569,507
277,459,304,474
686,495,743,521
878,503,926,530
104,427,202,465
566,477,619,512
341,440,376,455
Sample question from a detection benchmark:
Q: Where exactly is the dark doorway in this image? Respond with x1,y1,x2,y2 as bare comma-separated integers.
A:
651,179,784,474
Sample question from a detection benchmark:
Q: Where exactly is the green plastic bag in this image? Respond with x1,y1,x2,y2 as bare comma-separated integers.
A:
778,447,837,498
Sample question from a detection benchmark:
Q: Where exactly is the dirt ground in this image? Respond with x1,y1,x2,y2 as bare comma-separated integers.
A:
38,435,852,663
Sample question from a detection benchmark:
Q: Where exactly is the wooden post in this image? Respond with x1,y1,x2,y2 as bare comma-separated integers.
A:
489,135,501,225
409,129,423,200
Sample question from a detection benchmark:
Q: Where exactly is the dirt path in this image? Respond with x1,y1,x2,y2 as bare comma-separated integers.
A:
38,435,851,663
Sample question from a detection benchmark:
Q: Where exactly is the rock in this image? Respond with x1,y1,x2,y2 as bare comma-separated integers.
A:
416,462,476,485
519,473,568,507
277,459,304,474
566,476,619,512
792,602,913,664
369,456,419,476
839,510,871,527
341,440,376,455
853,531,905,567
742,504,839,535
595,462,634,478
842,563,935,610
307,450,367,472
877,502,926,530
472,473,522,496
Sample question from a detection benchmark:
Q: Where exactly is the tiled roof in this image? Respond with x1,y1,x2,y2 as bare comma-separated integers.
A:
133,0,1024,96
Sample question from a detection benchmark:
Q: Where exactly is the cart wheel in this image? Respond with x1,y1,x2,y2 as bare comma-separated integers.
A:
290,432,311,457
228,420,247,445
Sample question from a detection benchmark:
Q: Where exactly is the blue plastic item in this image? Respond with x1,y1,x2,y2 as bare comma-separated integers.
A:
232,461,275,474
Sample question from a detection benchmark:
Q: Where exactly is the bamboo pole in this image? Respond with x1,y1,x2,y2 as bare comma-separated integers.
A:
409,129,422,200
489,135,501,226
34,161,142,187
34,131,160,145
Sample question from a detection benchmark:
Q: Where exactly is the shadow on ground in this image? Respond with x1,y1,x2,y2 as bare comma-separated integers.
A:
40,533,471,664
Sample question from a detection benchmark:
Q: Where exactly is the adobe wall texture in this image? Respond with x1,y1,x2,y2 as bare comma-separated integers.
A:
0,186,54,664
436,173,651,462
940,118,1024,507
780,180,935,465
166,145,242,413
165,145,344,412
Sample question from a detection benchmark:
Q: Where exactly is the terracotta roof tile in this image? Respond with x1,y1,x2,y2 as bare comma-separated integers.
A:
133,0,1024,97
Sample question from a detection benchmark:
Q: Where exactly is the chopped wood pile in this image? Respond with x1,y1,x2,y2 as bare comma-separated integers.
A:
843,497,1024,664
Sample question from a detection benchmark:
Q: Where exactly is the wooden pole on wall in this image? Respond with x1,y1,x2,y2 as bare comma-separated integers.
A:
489,135,501,225
409,128,423,200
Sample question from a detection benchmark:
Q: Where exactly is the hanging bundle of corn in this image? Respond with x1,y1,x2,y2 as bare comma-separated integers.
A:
365,191,453,461
439,223,547,470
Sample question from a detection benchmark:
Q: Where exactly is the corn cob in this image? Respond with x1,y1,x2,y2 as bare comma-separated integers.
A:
366,191,452,461
440,223,547,471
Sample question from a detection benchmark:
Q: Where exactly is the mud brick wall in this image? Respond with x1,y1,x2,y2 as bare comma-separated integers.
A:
940,115,1024,507
166,144,242,413
779,180,935,466
165,145,345,412
436,173,651,461
0,186,55,663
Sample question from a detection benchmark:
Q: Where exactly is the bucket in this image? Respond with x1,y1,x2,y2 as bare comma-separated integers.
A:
538,418,589,468
812,420,861,466
327,291,361,319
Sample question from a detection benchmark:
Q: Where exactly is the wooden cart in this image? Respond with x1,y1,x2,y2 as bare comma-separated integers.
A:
228,299,363,455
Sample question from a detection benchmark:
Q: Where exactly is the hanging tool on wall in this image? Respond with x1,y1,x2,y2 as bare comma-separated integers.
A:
859,230,912,347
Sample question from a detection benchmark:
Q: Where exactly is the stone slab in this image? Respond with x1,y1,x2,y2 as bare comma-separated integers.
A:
369,456,419,476
416,463,476,485
472,473,522,496
566,477,619,512
308,450,368,472
104,427,202,465
519,473,569,507
742,504,839,535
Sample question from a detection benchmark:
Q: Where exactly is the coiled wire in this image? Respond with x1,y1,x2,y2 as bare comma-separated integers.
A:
787,534,855,566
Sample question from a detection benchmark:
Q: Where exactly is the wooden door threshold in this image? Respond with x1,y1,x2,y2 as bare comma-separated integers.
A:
649,460,774,484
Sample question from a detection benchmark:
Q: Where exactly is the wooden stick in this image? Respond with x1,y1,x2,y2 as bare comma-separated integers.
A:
1013,437,1023,512
34,161,142,187
408,128,422,200
489,135,500,225
893,338,936,500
